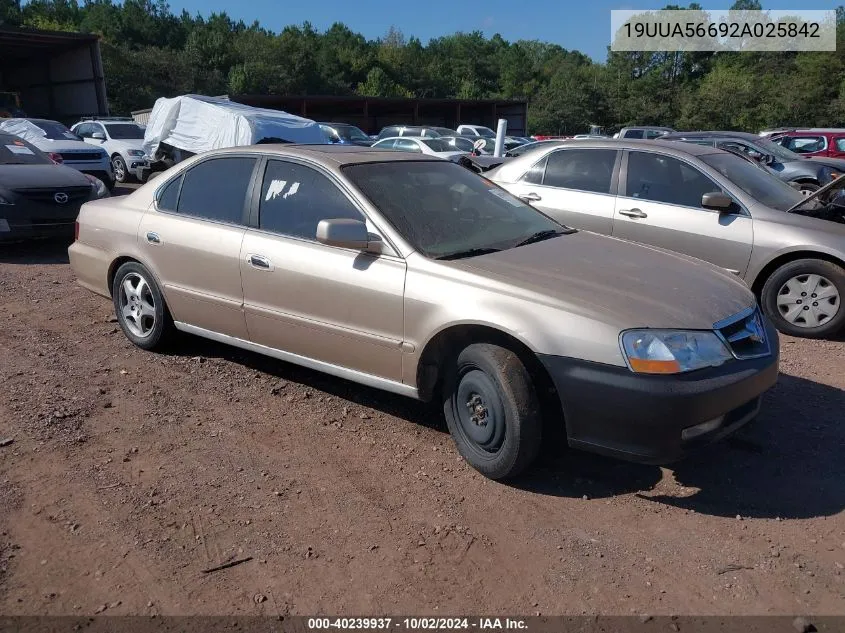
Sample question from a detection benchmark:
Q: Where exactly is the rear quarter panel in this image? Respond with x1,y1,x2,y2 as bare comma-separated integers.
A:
68,196,148,297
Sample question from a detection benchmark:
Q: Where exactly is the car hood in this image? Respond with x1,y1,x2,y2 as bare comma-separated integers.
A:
106,138,145,152
27,138,101,152
0,164,91,189
450,231,755,330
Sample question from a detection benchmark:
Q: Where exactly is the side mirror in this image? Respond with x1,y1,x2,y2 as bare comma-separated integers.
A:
91,131,106,141
702,191,734,211
316,218,370,250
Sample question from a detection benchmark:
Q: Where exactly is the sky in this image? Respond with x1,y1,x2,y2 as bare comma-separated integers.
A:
163,0,843,61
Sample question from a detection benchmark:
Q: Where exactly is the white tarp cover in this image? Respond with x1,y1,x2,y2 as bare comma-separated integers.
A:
142,95,324,157
0,119,49,143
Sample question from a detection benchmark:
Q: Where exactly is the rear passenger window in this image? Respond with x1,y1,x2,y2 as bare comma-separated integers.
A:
156,175,182,211
836,138,845,152
176,157,256,224
543,149,617,194
258,160,363,241
623,130,644,139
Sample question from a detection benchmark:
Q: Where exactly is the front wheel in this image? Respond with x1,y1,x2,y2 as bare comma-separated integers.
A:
761,258,845,338
442,343,542,480
112,155,128,183
796,182,820,196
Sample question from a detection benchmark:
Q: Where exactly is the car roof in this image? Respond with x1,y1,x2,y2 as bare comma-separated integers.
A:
518,138,723,156
205,144,443,166
662,130,759,141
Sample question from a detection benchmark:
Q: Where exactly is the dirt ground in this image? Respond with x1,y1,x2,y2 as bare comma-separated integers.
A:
0,227,843,616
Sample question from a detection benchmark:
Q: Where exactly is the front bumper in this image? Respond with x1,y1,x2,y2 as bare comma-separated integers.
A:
539,322,779,464
0,200,87,242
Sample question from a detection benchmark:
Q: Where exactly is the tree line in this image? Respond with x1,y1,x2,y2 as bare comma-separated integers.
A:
2,0,845,133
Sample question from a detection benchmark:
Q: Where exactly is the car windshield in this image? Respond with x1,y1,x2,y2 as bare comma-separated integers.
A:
0,136,51,165
420,138,455,152
32,120,81,141
328,124,369,142
476,127,497,138
343,160,565,259
105,123,145,139
700,152,806,211
443,136,475,151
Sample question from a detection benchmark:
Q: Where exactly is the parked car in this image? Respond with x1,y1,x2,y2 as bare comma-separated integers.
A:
661,131,845,194
72,118,149,183
371,137,465,161
613,126,674,140
318,122,373,147
456,124,497,138
376,125,443,140
0,132,108,242
770,129,845,159
0,118,114,190
488,138,845,338
69,145,778,480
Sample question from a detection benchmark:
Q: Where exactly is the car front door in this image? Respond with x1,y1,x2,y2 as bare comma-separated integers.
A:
137,155,257,339
504,148,620,234
239,158,407,382
611,150,753,276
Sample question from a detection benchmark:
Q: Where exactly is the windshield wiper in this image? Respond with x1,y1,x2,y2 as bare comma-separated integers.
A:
512,229,568,248
436,247,501,261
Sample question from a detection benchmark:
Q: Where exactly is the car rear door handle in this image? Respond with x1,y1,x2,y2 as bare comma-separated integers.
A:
146,232,161,244
519,192,542,202
248,254,272,270
619,208,648,219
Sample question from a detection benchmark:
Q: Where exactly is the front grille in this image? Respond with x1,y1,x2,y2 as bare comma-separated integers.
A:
714,307,771,359
12,186,91,205
59,151,105,162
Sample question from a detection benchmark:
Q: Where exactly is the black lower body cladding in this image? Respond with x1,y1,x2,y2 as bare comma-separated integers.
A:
539,322,780,464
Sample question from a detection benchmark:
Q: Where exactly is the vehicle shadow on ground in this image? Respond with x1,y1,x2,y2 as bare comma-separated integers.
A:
515,373,845,520
164,335,446,432
0,238,70,265
165,334,845,518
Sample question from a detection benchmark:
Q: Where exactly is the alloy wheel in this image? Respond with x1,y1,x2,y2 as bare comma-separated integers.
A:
118,272,156,337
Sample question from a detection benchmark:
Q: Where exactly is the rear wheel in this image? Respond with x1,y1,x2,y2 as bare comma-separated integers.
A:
761,258,845,338
112,261,174,350
442,343,542,480
796,182,820,196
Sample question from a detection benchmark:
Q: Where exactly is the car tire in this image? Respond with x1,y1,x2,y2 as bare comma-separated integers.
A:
795,182,820,195
761,258,845,338
112,261,174,351
112,155,128,183
441,343,542,480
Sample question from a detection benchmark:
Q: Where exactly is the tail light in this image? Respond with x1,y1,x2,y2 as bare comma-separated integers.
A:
48,152,63,164
74,220,79,241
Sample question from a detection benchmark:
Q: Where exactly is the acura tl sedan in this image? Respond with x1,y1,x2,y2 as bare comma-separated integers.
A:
69,145,778,480
488,139,845,339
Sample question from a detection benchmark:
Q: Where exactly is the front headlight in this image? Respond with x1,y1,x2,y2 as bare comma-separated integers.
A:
84,174,109,198
620,329,733,374
127,149,145,157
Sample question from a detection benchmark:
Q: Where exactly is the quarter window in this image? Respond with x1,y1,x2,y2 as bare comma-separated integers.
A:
175,157,256,223
156,174,182,211
258,160,364,240
542,149,617,194
521,155,548,185
626,151,724,209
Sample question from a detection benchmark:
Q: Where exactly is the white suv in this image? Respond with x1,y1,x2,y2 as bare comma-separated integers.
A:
72,118,148,183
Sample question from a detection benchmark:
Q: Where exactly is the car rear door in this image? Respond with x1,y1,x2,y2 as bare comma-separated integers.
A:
239,158,406,382
503,147,620,234
611,150,753,276
138,155,257,339
830,136,845,158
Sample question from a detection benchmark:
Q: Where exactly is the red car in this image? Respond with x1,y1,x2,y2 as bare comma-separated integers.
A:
772,129,845,158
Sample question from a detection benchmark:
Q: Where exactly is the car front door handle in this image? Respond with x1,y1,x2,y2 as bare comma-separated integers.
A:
619,208,648,219
146,232,161,244
248,254,272,270
519,192,542,202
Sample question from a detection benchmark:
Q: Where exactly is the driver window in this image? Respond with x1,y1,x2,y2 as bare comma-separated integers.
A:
258,160,364,241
